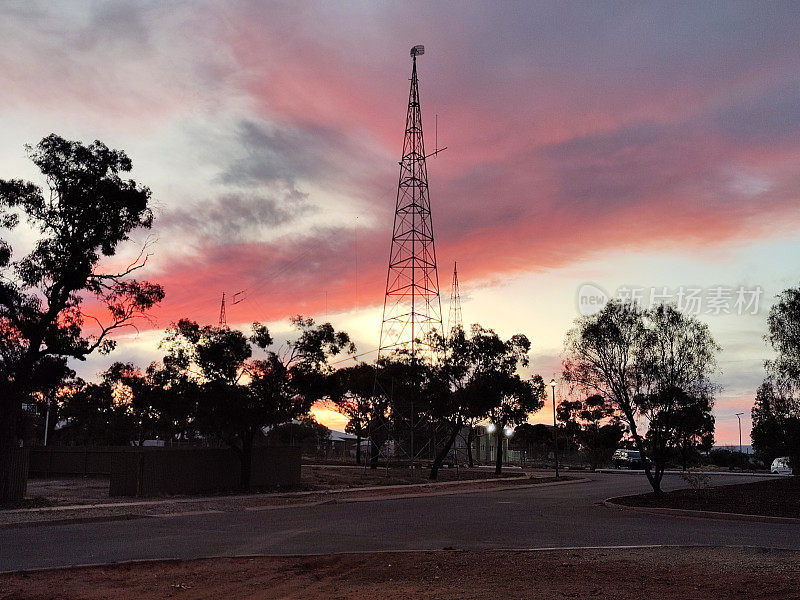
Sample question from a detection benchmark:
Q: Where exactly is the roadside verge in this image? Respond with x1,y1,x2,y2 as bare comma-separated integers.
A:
603,496,800,524
1,475,588,528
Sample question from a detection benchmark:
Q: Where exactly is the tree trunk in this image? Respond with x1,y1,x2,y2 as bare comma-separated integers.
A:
467,427,475,468
370,439,380,469
494,430,504,475
681,443,688,472
430,423,460,480
641,450,665,495
621,405,663,495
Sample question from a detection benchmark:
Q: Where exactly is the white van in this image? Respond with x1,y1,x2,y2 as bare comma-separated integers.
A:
770,456,792,475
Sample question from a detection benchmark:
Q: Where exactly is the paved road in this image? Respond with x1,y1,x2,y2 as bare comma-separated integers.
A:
2,473,797,571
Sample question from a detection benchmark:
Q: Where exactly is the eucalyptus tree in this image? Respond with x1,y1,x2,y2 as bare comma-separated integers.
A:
564,301,718,493
557,394,624,471
428,324,546,478
331,362,378,465
0,135,163,501
159,317,354,489
751,379,800,472
751,287,800,473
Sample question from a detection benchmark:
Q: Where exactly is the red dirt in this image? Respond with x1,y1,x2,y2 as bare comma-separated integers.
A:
613,476,800,518
2,547,799,600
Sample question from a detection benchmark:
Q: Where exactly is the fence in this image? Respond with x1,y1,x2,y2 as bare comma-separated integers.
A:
110,446,301,497
28,446,144,477
2,448,28,501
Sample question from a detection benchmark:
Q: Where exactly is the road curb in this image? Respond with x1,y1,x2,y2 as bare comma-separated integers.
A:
602,498,800,524
0,513,150,530
0,475,556,528
2,544,797,576
9,474,530,516
595,469,784,478
336,477,590,503
6,475,530,516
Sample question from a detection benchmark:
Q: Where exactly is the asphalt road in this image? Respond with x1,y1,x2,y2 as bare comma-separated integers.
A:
2,473,797,572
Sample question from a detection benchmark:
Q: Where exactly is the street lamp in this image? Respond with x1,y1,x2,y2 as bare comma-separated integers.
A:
735,412,744,456
550,378,559,478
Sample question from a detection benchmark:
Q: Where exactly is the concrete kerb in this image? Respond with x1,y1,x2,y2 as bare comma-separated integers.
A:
5,474,529,515
2,544,795,577
602,497,800,525
338,477,590,503
595,469,785,478
1,474,587,527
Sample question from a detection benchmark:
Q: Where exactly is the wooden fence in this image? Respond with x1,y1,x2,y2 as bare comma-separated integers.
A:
109,446,301,497
1,448,28,501
28,446,143,477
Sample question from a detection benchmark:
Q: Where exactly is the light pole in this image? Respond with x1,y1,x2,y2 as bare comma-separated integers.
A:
735,412,744,456
550,378,559,478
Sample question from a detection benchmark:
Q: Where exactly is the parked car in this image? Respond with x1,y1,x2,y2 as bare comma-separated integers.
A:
612,449,643,469
771,456,792,475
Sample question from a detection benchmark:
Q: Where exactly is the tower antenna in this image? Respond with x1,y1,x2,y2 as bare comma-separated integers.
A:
378,44,444,361
447,261,463,336
219,290,246,327
218,292,226,327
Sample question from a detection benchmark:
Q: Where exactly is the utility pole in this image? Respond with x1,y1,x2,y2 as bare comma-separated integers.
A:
550,379,559,478
735,412,744,455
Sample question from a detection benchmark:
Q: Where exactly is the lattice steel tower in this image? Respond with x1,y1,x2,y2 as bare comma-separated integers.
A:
378,45,443,360
446,262,462,335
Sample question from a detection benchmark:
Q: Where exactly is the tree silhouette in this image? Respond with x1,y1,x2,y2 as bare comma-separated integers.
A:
564,302,718,493
752,287,800,474
0,135,163,502
158,317,353,489
331,362,377,465
557,394,624,471
427,324,545,478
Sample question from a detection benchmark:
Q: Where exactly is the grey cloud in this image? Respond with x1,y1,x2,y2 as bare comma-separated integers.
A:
539,121,694,208
712,83,800,144
79,2,152,49
159,189,311,243
217,120,352,189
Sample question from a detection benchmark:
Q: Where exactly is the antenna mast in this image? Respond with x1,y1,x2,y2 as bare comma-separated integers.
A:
218,290,246,327
378,44,443,361
447,261,463,335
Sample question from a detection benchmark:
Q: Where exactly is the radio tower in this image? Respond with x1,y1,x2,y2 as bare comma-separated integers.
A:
218,292,227,326
218,290,246,327
378,44,444,361
446,262,462,335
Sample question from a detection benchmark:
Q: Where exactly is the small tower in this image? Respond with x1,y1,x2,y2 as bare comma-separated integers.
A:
218,290,245,327
218,292,227,327
447,262,462,335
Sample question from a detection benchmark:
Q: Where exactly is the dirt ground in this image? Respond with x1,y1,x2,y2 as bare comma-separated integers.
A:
3,470,551,527
21,466,524,507
614,476,800,518
2,547,798,600
300,465,521,490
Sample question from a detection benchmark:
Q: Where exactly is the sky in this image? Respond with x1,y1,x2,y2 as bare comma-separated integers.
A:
2,1,800,444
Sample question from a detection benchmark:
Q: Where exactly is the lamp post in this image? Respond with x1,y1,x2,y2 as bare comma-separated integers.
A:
735,412,744,456
550,378,559,478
